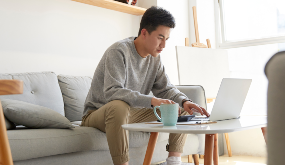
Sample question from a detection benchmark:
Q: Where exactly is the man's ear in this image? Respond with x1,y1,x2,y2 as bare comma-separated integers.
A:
140,29,148,39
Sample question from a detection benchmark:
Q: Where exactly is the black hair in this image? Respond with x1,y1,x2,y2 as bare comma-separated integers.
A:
138,6,175,36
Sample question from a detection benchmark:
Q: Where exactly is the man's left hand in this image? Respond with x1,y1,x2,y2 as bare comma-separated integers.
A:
183,101,210,117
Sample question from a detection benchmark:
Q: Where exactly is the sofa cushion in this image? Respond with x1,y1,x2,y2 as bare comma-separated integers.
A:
58,75,92,121
2,99,74,129
0,73,12,80
4,115,16,130
7,125,169,161
0,72,65,116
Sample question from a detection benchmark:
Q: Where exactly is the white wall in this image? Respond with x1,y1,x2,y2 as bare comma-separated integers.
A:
0,0,188,85
0,0,140,77
157,0,190,85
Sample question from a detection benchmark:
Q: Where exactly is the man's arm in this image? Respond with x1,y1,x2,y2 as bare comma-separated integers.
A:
151,58,209,116
103,49,153,108
151,58,188,107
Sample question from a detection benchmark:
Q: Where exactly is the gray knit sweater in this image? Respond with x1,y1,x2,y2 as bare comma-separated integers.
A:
83,37,189,116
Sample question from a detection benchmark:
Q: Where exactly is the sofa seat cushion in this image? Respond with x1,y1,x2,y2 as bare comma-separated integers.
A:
8,126,169,161
70,121,169,147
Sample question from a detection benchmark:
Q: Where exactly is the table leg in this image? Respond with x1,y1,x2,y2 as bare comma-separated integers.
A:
204,134,215,165
193,154,199,165
224,133,232,157
0,101,14,165
213,134,219,165
188,155,192,163
143,132,159,165
261,127,267,144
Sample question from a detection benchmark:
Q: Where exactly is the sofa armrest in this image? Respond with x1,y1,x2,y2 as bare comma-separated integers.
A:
175,85,207,110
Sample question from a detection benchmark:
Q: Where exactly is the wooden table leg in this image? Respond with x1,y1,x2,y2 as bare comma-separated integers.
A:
204,134,215,165
213,134,219,165
261,127,267,144
193,154,199,165
224,133,232,157
0,101,14,165
188,155,192,163
143,132,159,165
0,80,23,165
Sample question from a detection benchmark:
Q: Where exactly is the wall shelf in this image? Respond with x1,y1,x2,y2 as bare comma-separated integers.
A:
72,0,146,16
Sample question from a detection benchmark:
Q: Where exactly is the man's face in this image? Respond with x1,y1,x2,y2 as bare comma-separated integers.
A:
144,25,171,57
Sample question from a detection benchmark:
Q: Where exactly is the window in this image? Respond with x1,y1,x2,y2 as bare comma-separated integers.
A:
212,0,285,115
215,0,285,49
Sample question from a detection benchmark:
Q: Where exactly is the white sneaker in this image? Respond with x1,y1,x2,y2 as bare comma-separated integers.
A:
181,163,191,165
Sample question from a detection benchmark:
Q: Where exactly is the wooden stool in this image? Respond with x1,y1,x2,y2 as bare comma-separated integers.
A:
0,80,23,165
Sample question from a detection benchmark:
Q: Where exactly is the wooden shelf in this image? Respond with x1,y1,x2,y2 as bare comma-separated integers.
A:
72,0,146,16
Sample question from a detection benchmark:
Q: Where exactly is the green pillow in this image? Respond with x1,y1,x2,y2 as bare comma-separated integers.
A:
1,99,74,129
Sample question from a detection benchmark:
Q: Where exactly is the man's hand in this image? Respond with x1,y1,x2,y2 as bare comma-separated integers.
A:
151,97,175,107
151,97,181,114
183,101,210,117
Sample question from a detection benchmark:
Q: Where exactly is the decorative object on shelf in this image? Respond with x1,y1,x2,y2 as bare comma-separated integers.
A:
72,0,145,16
130,0,137,5
114,0,137,6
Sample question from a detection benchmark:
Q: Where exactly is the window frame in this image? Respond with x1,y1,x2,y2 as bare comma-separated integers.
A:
214,0,285,49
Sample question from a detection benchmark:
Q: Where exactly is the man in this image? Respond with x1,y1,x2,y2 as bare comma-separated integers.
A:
81,6,209,165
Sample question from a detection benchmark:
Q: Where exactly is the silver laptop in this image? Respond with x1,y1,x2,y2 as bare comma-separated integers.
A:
191,78,252,121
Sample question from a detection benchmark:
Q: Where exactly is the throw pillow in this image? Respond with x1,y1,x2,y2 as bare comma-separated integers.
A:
1,99,74,129
4,115,16,130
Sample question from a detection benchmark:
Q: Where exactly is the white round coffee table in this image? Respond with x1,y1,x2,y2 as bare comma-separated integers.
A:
122,116,267,165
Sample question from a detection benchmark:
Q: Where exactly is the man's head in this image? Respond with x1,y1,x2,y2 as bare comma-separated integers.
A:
138,6,175,36
136,6,175,57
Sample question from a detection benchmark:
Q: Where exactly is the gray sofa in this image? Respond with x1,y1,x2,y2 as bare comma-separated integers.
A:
265,51,285,165
1,71,206,165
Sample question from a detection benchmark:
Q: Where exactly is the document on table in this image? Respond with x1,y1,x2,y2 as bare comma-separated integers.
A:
145,121,216,125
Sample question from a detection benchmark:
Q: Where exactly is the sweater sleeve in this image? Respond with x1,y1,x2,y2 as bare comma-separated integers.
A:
103,49,153,108
151,59,189,107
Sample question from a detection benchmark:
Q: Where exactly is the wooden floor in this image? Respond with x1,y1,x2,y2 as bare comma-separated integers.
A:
153,155,266,165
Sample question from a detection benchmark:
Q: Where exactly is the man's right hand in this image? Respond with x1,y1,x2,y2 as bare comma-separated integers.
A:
151,97,175,107
151,97,181,115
